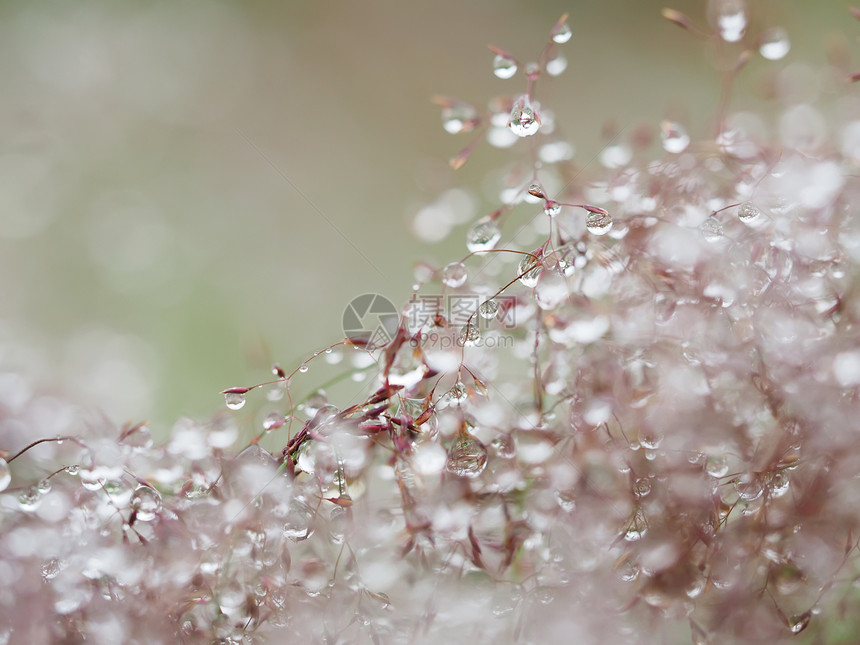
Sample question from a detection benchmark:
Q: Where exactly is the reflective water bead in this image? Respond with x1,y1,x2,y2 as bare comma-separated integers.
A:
298,364,309,373
131,486,162,521
18,486,41,511
441,103,478,134
442,261,468,288
459,324,480,346
518,255,543,288
65,464,79,476
36,478,52,494
479,299,499,319
759,27,790,60
509,96,541,137
737,201,761,223
224,391,246,410
710,0,747,43
660,120,690,154
634,478,652,497
544,200,561,217
705,455,729,478
466,218,501,253
546,53,568,77
700,216,724,242
446,434,488,478
492,54,517,79
262,412,285,431
535,270,568,310
0,457,9,492
586,211,613,235
449,381,468,402
552,20,572,44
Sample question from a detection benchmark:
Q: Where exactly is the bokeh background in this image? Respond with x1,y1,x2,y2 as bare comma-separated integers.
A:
0,0,849,435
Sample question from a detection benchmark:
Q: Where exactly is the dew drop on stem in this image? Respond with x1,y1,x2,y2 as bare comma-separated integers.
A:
759,27,790,60
493,54,517,79
552,20,572,44
224,391,246,410
446,433,488,478
660,120,690,153
442,262,468,288
466,218,501,253
509,96,541,137
479,299,499,319
586,211,613,235
738,201,762,224
0,458,10,492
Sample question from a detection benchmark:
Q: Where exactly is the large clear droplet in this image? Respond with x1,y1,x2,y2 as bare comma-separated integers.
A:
479,299,499,319
518,255,543,288
442,262,468,288
459,324,480,347
544,200,561,217
660,120,690,153
441,103,478,134
700,216,724,242
546,53,568,77
535,270,568,310
224,391,246,410
586,211,613,235
18,486,41,512
446,434,488,478
552,20,572,44
131,486,162,522
509,96,541,137
466,218,501,253
710,0,747,43
0,458,10,492
759,27,790,60
737,201,761,224
493,54,517,79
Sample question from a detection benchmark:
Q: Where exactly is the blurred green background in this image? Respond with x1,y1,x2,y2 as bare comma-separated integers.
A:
0,0,849,435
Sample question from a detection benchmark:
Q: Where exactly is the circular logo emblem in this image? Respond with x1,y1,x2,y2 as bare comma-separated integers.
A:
342,293,400,349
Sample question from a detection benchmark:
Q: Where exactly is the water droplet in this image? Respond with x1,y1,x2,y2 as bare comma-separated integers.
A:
41,558,62,580
634,478,652,497
224,391,246,410
759,27,790,60
700,216,724,242
448,381,468,403
552,20,572,44
446,434,488,478
131,486,162,521
705,455,729,478
546,53,568,77
442,262,468,288
509,96,541,137
735,474,763,501
518,254,543,288
65,464,79,476
441,103,478,134
535,270,568,310
36,478,52,494
639,432,663,450
660,120,690,153
262,412,285,431
527,182,545,200
18,486,41,511
738,201,762,224
459,324,480,347
493,54,517,79
479,299,499,319
711,0,747,43
768,471,790,498
298,364,309,374
492,433,516,459
789,611,811,634
466,218,501,253
586,211,613,235
0,458,10,492
544,200,561,217
283,498,315,541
